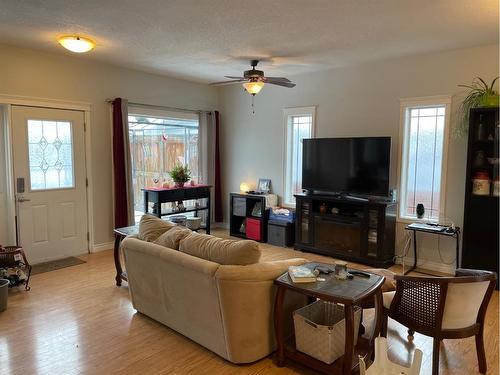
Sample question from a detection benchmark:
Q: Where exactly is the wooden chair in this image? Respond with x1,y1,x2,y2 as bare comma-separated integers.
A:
381,269,497,375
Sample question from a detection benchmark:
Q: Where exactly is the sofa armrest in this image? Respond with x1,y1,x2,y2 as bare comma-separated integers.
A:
214,258,308,363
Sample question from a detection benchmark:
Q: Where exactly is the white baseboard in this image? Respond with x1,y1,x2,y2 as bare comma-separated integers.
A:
395,257,455,274
92,242,114,252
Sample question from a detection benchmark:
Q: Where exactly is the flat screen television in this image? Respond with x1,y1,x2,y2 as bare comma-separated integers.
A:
302,137,391,197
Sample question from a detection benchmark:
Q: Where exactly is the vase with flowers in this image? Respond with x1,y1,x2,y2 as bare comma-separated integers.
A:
168,164,191,188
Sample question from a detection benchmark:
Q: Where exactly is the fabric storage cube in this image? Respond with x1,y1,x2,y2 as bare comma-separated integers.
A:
268,220,294,247
246,218,261,241
233,197,246,217
293,300,362,364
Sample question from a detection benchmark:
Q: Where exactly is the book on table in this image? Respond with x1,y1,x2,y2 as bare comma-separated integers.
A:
288,266,317,283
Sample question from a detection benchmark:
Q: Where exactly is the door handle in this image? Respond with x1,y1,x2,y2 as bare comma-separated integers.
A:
17,196,31,203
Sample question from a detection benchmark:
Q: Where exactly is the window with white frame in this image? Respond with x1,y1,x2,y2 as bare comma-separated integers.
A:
398,97,450,222
283,107,315,206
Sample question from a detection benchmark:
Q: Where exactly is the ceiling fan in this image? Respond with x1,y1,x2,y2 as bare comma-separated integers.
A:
210,60,296,95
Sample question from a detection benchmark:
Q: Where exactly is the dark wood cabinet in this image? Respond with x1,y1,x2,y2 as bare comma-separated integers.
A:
295,194,396,267
462,107,499,284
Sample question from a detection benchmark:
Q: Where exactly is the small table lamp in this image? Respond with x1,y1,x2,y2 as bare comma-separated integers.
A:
240,182,250,193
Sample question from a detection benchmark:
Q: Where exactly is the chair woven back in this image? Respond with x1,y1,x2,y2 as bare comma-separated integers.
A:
390,269,496,335
394,278,442,330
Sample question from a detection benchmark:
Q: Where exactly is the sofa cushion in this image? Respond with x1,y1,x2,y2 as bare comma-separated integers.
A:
154,225,192,249
138,214,175,242
179,233,261,265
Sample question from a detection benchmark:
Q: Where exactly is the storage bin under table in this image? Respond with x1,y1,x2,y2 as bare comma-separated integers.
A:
294,300,361,364
273,262,385,375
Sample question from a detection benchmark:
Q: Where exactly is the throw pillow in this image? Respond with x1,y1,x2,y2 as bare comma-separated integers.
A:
138,214,175,242
179,233,261,265
154,225,193,250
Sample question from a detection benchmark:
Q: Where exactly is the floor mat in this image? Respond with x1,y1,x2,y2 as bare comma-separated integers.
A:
31,257,86,275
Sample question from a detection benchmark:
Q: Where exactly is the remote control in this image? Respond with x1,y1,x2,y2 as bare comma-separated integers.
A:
348,270,371,278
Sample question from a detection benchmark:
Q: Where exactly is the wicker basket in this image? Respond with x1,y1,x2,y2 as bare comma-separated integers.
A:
186,217,202,230
293,300,362,364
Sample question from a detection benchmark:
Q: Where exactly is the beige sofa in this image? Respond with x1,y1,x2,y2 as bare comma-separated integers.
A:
121,231,306,364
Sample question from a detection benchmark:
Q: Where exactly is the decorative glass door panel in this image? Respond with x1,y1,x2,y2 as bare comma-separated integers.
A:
27,120,74,190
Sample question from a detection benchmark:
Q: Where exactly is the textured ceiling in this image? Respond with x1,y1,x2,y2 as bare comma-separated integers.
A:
0,0,498,83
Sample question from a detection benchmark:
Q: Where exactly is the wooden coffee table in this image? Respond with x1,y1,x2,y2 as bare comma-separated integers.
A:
274,262,385,374
113,225,138,286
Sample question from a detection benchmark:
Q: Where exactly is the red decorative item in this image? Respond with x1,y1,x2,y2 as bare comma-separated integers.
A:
246,218,261,241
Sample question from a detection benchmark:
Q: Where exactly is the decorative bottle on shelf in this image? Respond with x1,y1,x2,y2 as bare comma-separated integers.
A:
492,178,500,197
476,114,486,141
472,171,490,195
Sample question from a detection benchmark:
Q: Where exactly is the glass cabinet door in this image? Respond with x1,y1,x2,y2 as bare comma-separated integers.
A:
297,199,312,245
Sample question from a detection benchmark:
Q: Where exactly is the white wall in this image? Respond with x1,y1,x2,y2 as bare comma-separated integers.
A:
219,44,499,272
0,106,8,244
0,45,218,247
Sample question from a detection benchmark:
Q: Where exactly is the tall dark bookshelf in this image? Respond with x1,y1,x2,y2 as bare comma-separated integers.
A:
461,107,499,285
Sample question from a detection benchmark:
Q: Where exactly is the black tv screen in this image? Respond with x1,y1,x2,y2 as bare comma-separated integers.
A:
302,137,391,196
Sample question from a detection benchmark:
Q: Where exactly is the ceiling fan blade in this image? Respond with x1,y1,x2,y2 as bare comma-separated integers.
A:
265,79,296,88
209,79,246,86
224,76,246,80
264,77,291,83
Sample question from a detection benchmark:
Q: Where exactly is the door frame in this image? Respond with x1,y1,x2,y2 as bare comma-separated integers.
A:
0,94,94,254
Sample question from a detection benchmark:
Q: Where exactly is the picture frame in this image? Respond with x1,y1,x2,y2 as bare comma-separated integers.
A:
257,178,271,194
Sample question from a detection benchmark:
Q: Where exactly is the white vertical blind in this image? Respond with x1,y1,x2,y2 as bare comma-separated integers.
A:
401,105,446,220
284,107,315,206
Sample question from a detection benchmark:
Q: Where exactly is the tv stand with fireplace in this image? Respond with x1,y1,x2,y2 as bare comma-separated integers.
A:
294,193,396,267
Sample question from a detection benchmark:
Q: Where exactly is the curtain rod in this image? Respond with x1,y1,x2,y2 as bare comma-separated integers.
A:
105,99,210,114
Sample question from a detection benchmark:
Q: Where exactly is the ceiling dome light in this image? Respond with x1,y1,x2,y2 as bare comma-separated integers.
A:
58,36,95,53
243,81,264,95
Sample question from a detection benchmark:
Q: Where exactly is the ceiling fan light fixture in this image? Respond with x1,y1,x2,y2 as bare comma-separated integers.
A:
58,35,95,53
243,81,264,95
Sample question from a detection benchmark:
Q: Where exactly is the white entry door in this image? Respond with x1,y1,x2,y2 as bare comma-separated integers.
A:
11,106,88,264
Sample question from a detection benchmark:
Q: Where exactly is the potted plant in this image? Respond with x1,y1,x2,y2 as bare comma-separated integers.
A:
456,76,499,136
168,164,191,188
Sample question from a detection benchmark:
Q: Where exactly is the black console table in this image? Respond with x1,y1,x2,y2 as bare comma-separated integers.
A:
404,224,460,275
294,193,396,267
143,185,211,234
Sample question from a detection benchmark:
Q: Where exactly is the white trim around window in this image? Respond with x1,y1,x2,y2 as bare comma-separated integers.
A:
282,106,316,207
397,95,451,223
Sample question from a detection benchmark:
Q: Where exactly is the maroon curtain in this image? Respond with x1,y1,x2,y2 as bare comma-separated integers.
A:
214,111,223,222
112,98,129,228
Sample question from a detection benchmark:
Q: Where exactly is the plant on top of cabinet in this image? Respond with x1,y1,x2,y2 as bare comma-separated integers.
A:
455,76,499,137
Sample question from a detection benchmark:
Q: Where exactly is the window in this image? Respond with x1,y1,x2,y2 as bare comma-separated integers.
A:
128,108,199,222
283,106,316,206
398,97,451,222
27,119,74,190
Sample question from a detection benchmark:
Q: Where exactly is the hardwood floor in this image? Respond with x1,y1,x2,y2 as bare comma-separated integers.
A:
0,229,497,375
